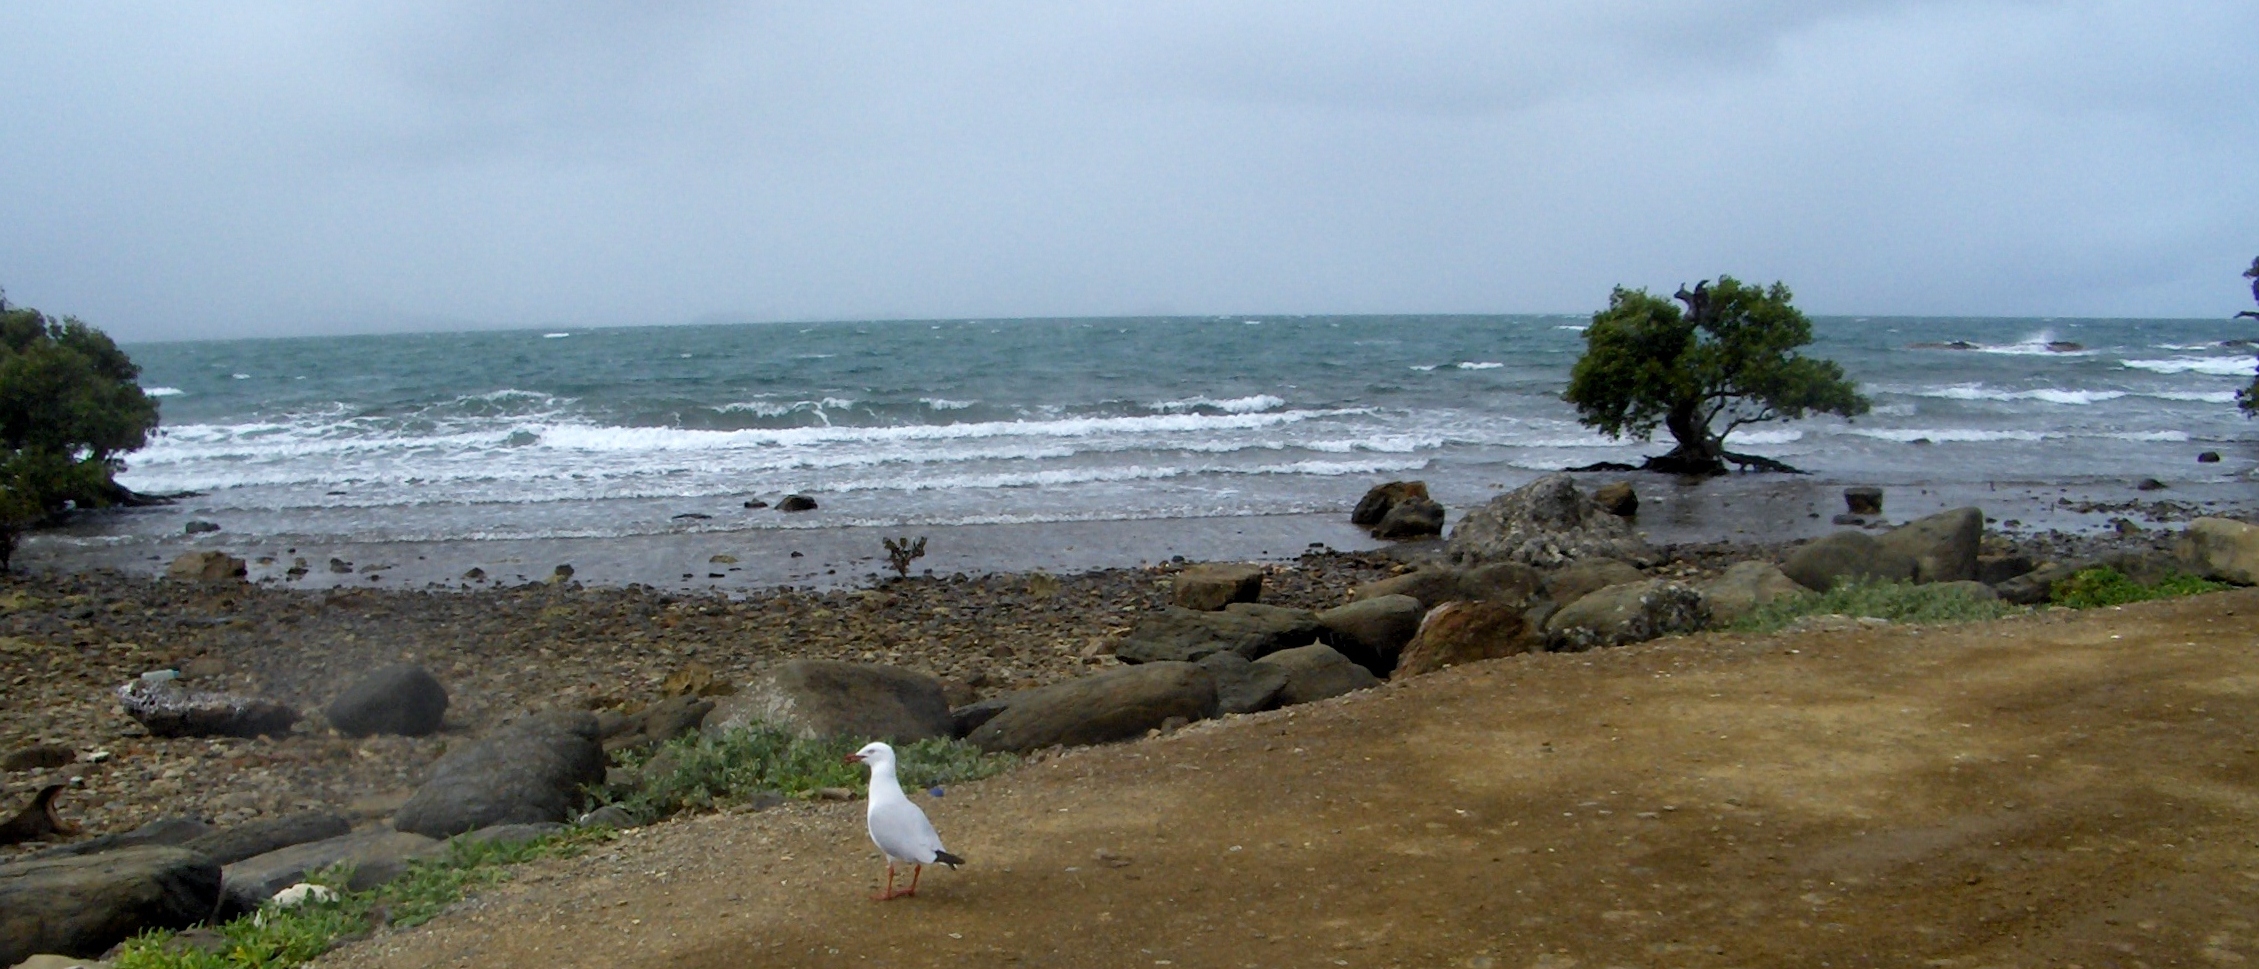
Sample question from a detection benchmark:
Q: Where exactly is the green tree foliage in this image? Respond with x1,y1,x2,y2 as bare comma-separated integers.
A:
2238,257,2258,417
1563,277,1869,475
0,290,160,568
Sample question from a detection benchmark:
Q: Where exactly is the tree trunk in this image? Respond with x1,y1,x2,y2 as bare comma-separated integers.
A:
1651,399,1727,475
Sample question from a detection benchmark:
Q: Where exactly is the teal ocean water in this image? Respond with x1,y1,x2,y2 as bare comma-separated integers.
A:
76,314,2259,548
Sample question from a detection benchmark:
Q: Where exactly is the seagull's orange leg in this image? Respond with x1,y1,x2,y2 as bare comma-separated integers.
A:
905,863,924,897
871,862,899,901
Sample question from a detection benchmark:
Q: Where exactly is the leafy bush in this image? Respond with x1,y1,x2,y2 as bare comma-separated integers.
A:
0,293,160,568
599,725,1015,824
1731,577,2023,633
113,830,608,969
2047,567,2229,609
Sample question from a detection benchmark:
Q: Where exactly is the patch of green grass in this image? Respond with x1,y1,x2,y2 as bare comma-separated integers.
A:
113,829,609,969
599,726,1017,824
2048,567,2229,609
1732,577,2024,634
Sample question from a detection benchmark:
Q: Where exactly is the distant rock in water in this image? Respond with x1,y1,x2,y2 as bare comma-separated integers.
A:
777,494,818,512
1907,340,1982,350
183,520,221,534
2045,341,2084,352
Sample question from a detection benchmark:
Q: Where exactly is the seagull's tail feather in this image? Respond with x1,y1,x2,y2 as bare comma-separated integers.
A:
932,849,965,869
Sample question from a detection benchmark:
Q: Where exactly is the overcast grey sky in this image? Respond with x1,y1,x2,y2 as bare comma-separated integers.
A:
2,2,2253,341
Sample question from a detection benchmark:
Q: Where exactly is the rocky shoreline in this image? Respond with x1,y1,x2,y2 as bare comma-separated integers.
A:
4,474,2253,961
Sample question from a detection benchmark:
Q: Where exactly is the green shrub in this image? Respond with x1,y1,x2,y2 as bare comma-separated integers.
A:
600,726,1016,824
1732,577,2023,634
112,830,608,969
0,294,161,569
2048,567,2228,609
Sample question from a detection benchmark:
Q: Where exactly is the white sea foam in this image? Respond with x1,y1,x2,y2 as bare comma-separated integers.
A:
144,387,184,397
1148,395,1286,414
2108,430,2190,442
1408,364,1439,372
2122,356,2256,376
922,398,976,411
2146,390,2239,403
1916,384,2126,405
543,332,570,339
1554,325,1587,332
1724,429,1805,445
1849,428,2050,443
1456,361,1505,370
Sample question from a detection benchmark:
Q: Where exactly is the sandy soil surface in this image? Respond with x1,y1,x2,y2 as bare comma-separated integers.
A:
309,587,2259,969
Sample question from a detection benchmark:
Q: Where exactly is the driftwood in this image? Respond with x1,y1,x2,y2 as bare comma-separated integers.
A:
0,784,78,845
117,680,301,738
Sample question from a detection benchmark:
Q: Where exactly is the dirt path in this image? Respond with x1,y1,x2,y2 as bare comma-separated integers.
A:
319,590,2259,968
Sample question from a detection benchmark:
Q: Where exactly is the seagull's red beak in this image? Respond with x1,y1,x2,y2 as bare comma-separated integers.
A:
843,753,863,764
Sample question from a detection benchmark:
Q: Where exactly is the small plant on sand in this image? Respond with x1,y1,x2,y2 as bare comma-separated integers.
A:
598,725,1014,824
112,829,609,969
2047,567,2228,609
1731,577,2022,634
884,535,928,578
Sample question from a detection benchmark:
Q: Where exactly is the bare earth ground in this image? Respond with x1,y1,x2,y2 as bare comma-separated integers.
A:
315,588,2259,969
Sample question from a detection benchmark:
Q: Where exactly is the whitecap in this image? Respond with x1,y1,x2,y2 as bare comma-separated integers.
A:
543,333,570,339
1456,361,1505,370
1553,325,1588,332
2108,430,2191,442
144,386,185,397
2144,390,2239,403
2122,357,2256,376
1408,364,1439,372
231,373,250,380
1849,428,2050,443
922,398,976,411
1148,395,1286,414
1914,384,2126,405
1724,429,1804,445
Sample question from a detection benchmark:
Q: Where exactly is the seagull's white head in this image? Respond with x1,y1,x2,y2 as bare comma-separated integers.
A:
844,741,895,769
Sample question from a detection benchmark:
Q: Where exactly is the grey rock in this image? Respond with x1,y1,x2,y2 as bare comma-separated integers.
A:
1844,486,1884,515
1395,600,1541,677
447,822,565,849
115,681,299,739
221,830,443,907
1444,473,1652,568
2177,517,2259,585
164,551,244,583
1994,560,2087,605
1317,594,1424,675
1780,531,1917,592
947,695,1017,739
1350,569,1465,610
1371,497,1445,539
393,710,605,839
1170,563,1265,611
22,816,210,862
1876,507,1983,583
1592,481,1637,517
1254,645,1380,706
183,520,222,534
966,662,1218,754
701,661,951,743
0,847,221,964
1699,561,1808,625
324,664,449,738
1544,558,1647,610
1977,553,2035,585
1456,562,1548,609
180,812,352,866
3,745,74,772
1544,580,1710,651
776,494,818,512
1350,481,1430,526
1195,652,1290,715
1113,604,1323,664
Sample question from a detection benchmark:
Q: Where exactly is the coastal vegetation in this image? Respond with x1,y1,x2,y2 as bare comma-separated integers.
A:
594,726,1015,825
2046,566,2228,608
0,289,160,569
1729,577,2022,634
1562,277,1869,475
2239,256,2258,415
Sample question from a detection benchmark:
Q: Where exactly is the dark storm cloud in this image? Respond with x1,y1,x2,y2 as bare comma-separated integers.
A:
0,2,2252,339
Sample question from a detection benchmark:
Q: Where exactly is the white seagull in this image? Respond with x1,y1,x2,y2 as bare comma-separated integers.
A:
844,741,964,900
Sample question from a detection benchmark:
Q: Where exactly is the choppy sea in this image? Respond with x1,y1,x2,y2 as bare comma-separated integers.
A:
54,314,2259,556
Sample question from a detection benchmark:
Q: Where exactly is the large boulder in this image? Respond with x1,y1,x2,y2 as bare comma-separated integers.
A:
1170,564,1265,611
1394,601,1542,677
1254,645,1380,706
1113,604,1324,664
1350,481,1430,526
701,661,950,744
1543,558,1647,610
1780,531,1917,592
324,664,449,738
221,830,445,908
2177,517,2259,585
21,816,209,861
0,846,222,965
1316,595,1424,675
1993,559,2087,605
1351,562,1544,611
1699,561,1808,625
1876,507,1983,583
1195,652,1291,716
1444,474,1651,568
393,710,606,838
180,811,352,866
1544,580,1709,651
966,662,1217,753
165,550,245,583
1371,497,1446,540
1592,481,1638,517
115,680,300,739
